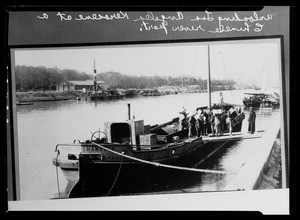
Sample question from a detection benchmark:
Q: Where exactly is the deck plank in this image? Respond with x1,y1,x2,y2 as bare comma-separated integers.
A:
201,131,263,143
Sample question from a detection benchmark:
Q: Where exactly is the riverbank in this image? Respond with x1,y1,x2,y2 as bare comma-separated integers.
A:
15,88,196,102
16,86,240,103
16,91,82,102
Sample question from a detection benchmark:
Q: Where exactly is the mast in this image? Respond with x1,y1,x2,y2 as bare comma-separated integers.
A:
93,59,97,91
207,45,211,110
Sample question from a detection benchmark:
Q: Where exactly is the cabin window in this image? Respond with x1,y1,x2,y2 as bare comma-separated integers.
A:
110,123,131,144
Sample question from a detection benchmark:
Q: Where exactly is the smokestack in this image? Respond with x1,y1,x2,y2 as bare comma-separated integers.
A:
128,103,131,120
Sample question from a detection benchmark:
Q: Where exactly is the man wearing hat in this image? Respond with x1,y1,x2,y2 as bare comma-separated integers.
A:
248,107,256,134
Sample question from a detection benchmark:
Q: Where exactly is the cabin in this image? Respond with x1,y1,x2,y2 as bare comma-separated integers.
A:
105,120,154,150
104,118,186,150
56,80,108,91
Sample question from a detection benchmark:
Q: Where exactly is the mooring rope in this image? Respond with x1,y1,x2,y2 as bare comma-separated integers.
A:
91,142,229,174
106,155,124,196
55,150,61,199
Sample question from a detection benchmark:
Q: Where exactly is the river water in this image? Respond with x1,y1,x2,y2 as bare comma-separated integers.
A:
15,89,280,200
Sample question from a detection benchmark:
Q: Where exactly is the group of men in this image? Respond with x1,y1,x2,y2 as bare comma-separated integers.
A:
178,91,256,138
179,105,256,138
184,107,237,138
180,107,256,137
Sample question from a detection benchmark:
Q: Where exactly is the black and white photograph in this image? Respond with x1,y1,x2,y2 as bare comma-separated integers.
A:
5,7,292,214
12,39,282,199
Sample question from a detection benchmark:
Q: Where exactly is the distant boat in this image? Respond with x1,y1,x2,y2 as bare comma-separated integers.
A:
52,45,247,198
124,89,139,97
243,91,279,108
90,88,125,101
244,66,280,108
89,60,125,101
140,89,162,96
16,101,34,105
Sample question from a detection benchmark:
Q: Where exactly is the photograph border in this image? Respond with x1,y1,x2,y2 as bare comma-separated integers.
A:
4,7,292,214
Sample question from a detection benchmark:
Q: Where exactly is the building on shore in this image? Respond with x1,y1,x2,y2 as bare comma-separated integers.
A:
56,80,108,91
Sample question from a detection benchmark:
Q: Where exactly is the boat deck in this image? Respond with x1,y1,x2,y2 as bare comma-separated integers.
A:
201,131,263,143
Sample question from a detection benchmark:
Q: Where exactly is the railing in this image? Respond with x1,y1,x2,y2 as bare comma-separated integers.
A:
90,141,230,174
54,140,190,154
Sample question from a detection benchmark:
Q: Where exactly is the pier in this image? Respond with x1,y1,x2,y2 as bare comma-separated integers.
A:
223,113,281,191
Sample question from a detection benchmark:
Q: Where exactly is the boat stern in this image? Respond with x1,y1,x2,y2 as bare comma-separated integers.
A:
52,144,82,180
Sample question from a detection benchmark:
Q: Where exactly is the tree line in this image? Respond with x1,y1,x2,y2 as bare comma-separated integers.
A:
15,65,236,91
98,71,235,90
15,65,91,91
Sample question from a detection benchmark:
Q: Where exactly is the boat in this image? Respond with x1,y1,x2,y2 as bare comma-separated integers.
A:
90,87,125,101
140,89,162,96
243,91,280,108
52,45,246,198
89,60,125,101
124,88,140,97
53,104,245,198
16,101,34,105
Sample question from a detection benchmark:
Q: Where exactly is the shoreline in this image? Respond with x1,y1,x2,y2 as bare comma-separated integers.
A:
15,88,259,103
16,90,83,102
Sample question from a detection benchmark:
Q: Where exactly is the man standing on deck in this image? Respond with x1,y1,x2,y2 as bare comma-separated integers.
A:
228,107,236,135
219,92,224,105
220,108,227,134
209,112,215,136
188,112,196,138
248,107,256,134
179,107,188,130
195,114,201,138
202,110,209,136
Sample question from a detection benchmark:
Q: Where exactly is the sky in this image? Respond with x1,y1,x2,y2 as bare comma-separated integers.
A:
14,38,281,89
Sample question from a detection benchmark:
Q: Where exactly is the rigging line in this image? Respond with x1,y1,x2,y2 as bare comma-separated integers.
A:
218,48,235,102
91,141,231,174
183,46,200,108
219,49,228,78
182,76,188,107
212,46,220,81
106,155,124,196
191,45,199,76
261,66,266,91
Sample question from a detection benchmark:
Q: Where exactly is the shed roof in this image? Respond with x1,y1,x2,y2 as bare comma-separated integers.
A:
68,80,106,86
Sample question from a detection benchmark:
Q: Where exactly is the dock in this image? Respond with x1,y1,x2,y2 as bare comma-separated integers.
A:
223,113,282,191
202,131,263,143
